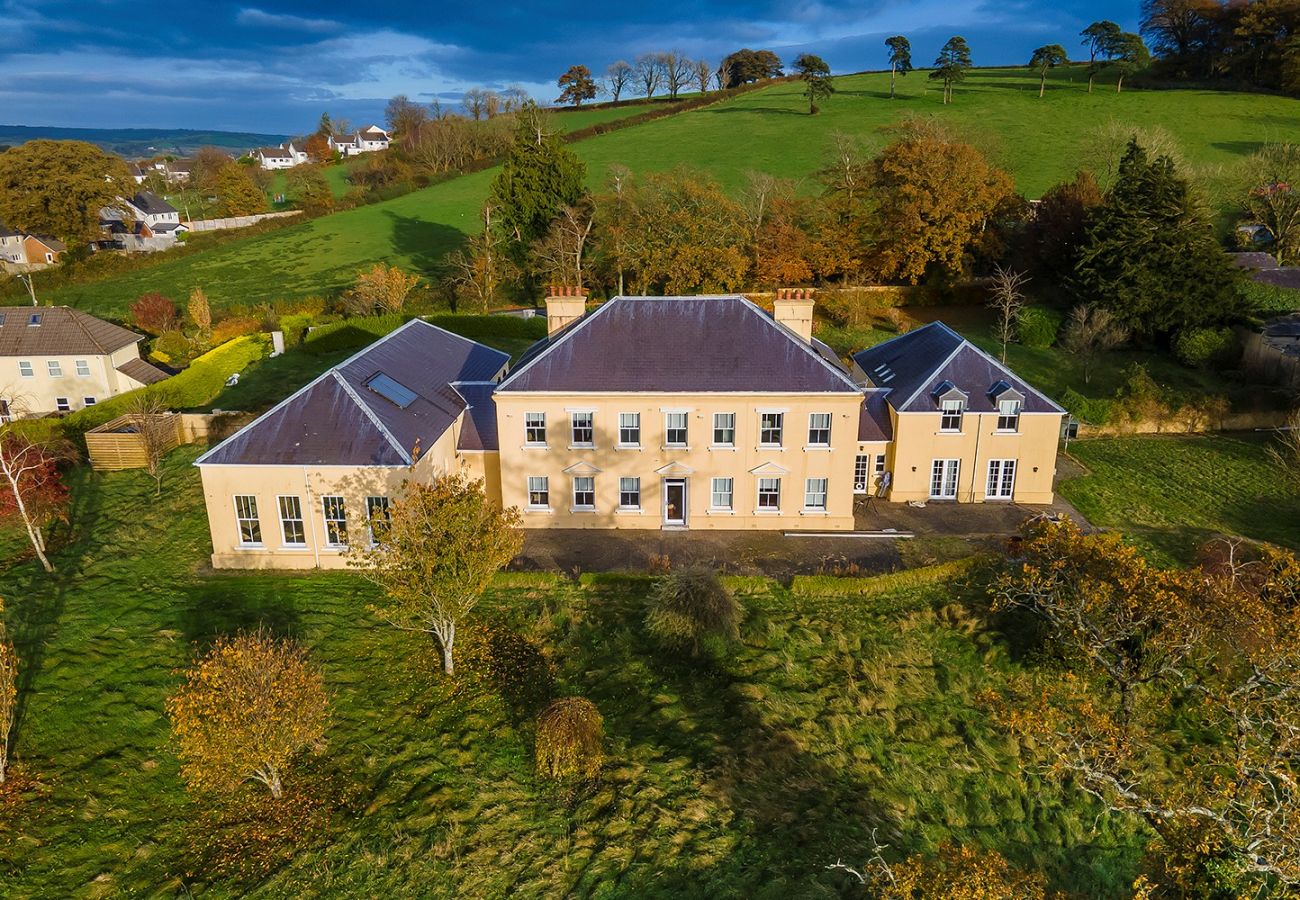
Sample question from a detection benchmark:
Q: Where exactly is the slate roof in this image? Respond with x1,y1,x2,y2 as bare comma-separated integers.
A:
0,306,142,356
197,319,509,467
852,322,1064,415
1231,251,1279,270
129,191,177,216
498,296,861,394
857,390,893,442
117,358,170,385
454,382,500,452
258,146,292,158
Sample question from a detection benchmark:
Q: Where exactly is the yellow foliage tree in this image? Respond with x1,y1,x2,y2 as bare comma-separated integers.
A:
187,286,212,339
0,598,15,785
346,264,421,316
167,630,328,799
535,696,604,780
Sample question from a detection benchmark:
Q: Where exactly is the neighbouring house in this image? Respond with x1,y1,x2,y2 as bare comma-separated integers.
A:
126,162,147,184
329,126,389,157
164,159,193,184
0,306,170,420
0,223,66,271
123,191,184,236
196,291,1065,570
256,146,296,170
195,319,510,569
327,133,357,157
97,192,188,252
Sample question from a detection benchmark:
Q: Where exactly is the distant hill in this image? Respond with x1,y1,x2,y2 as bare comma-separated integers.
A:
0,125,288,158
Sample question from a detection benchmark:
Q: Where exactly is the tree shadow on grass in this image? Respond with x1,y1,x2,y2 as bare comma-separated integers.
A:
702,106,806,116
384,212,469,278
1212,140,1265,157
178,577,302,649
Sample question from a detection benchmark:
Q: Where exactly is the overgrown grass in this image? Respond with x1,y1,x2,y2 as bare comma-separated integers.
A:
36,67,1300,316
0,448,1144,896
1060,433,1300,564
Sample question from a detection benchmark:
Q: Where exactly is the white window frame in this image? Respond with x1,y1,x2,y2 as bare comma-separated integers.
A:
0,399,10,425
757,477,781,512
321,495,348,548
807,413,831,447
804,477,828,511
939,400,964,433
712,412,736,447
365,496,390,545
524,412,547,446
619,476,641,510
664,412,688,448
277,495,307,547
997,399,1022,432
233,495,262,547
55,397,70,412
17,361,33,378
875,454,887,474
47,360,63,378
527,476,550,509
572,475,596,510
759,412,784,448
710,477,734,511
618,412,641,447
930,459,960,500
83,397,96,407
853,455,870,493
986,459,1017,500
570,411,594,447
74,359,91,377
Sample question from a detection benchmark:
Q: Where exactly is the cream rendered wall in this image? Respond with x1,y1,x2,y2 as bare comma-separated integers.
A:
887,410,1063,504
493,392,862,531
200,418,465,569
1,343,145,416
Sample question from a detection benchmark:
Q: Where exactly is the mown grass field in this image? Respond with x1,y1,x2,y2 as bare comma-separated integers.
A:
0,448,1144,897
1059,433,1300,564
39,67,1300,317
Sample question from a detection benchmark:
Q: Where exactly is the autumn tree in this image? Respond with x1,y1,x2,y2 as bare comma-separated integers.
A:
1081,20,1123,92
0,434,70,573
1061,303,1128,383
885,35,913,99
635,53,664,99
0,140,135,244
445,203,518,312
1029,44,1069,97
130,292,179,335
346,263,420,315
191,146,234,194
214,162,268,216
591,165,636,296
302,133,332,163
0,598,15,785
867,136,1015,283
930,36,972,104
645,567,742,657
384,94,429,138
1241,143,1300,264
794,53,834,114
987,266,1029,362
167,630,328,800
187,286,212,339
605,60,633,102
535,696,604,780
830,840,1048,899
351,474,523,675
286,165,334,216
1023,170,1103,282
126,392,174,496
555,65,598,107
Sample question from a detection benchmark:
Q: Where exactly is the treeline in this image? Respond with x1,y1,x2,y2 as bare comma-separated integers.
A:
1142,0,1300,92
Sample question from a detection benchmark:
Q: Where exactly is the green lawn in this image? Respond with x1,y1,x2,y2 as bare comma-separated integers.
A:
1059,433,1300,564
37,67,1300,318
0,449,1143,896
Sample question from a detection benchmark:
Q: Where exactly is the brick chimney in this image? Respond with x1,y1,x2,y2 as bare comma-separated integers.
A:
544,285,587,336
773,288,815,343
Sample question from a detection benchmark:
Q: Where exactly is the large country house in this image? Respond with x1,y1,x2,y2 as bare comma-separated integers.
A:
195,292,1065,569
0,306,170,420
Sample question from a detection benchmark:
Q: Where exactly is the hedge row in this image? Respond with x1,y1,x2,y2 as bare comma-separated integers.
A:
789,557,980,598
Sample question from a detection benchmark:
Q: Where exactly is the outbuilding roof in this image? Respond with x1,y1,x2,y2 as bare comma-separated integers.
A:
851,322,1064,415
117,357,171,385
196,319,509,467
498,295,861,394
857,390,894,442
0,306,142,356
128,191,177,217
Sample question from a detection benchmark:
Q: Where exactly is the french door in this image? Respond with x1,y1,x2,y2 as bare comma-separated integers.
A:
986,459,1017,500
663,479,687,526
930,459,959,500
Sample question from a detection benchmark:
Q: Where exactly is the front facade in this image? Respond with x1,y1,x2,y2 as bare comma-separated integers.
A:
197,292,1065,569
0,306,170,419
0,224,65,270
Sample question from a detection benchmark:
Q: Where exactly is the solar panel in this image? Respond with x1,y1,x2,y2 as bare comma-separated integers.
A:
366,373,418,408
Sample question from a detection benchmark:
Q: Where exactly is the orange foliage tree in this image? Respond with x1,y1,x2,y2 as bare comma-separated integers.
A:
0,598,15,785
167,630,328,799
829,840,1048,898
344,263,421,316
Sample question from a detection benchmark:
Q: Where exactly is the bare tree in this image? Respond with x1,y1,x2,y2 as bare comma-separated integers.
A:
605,60,633,103
694,59,713,95
501,85,532,113
1268,407,1300,493
0,433,69,573
445,202,517,313
126,392,174,496
0,598,14,785
739,171,793,270
461,87,490,120
716,59,734,92
532,200,596,288
987,265,1030,363
1061,303,1129,384
663,51,692,99
635,53,664,99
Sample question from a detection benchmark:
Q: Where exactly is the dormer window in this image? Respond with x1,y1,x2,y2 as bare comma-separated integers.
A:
28,313,41,326
997,399,1022,432
940,400,964,432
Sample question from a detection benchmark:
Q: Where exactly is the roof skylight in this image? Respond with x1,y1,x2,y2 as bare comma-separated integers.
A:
366,373,418,408
872,363,895,383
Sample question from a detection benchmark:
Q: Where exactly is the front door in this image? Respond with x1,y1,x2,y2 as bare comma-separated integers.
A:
930,459,960,500
663,479,687,526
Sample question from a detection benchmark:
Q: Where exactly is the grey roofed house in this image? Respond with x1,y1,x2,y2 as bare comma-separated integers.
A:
196,319,510,467
257,146,293,158
851,321,1065,415
0,305,143,356
128,191,177,217
497,295,863,394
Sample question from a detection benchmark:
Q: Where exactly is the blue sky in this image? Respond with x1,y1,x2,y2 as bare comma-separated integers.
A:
0,0,1138,133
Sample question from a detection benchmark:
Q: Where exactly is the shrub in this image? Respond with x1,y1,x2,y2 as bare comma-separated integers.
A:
1174,326,1238,369
645,567,743,656
166,629,328,799
1016,306,1062,348
152,330,191,361
278,313,314,348
343,264,421,316
535,696,604,780
1060,387,1113,426
210,315,263,345
130,292,179,335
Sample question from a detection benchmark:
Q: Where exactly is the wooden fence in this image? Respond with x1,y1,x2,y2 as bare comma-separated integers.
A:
84,413,183,471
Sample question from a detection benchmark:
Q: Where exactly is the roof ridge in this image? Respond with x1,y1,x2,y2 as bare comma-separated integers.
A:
331,371,414,465
66,307,110,354
896,333,970,411
850,320,948,361
948,340,1068,415
496,297,617,391
735,295,861,393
